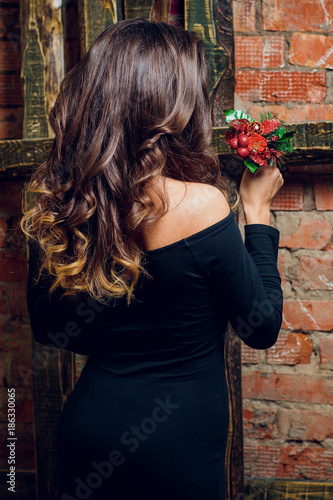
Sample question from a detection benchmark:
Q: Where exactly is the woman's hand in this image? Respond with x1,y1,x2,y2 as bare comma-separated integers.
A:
239,165,284,225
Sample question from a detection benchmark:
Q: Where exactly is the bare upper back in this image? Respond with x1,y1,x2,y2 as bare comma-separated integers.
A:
141,176,231,252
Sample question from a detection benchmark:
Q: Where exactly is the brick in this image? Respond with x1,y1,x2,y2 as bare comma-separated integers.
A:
5,216,26,250
0,285,6,314
0,252,27,282
279,217,332,250
243,406,275,439
0,181,24,212
262,0,333,33
0,218,7,248
277,253,286,285
233,0,256,32
298,256,333,290
7,283,29,316
0,7,20,40
0,422,35,469
247,103,333,123
313,176,333,210
0,40,20,72
244,445,281,478
235,71,326,103
0,387,33,423
282,300,333,331
235,36,285,68
242,370,333,403
320,338,333,368
11,350,33,388
0,352,7,386
0,74,23,106
266,332,313,365
244,445,333,480
242,344,259,364
270,180,304,210
278,408,333,441
0,320,30,351
0,108,23,140
278,446,333,480
289,34,333,69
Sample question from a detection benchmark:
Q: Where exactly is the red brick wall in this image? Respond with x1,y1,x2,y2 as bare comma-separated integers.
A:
235,0,333,481
234,0,333,121
1,0,332,488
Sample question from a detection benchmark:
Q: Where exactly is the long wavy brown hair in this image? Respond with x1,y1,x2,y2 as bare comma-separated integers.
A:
20,17,233,306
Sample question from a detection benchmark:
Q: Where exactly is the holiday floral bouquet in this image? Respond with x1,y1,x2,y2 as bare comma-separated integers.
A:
224,110,295,173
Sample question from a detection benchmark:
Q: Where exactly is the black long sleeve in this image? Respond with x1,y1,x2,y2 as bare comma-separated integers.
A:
186,214,283,349
26,240,99,355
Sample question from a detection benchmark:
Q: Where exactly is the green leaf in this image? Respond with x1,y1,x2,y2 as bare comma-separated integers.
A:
223,109,254,124
244,157,259,173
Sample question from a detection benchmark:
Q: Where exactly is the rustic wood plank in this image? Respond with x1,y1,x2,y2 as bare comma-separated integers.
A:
1,121,333,178
124,0,154,20
224,306,244,499
245,478,333,499
0,138,53,175
150,0,171,23
184,0,234,125
78,0,123,55
21,0,64,137
20,2,74,499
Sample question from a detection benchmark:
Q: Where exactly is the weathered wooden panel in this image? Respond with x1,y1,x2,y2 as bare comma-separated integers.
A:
20,0,64,137
78,0,123,55
150,0,171,23
244,478,333,499
20,1,74,499
184,0,234,125
225,309,244,498
2,122,333,178
124,0,154,20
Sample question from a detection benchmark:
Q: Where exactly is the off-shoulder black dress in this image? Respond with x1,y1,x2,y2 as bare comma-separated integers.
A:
26,208,283,500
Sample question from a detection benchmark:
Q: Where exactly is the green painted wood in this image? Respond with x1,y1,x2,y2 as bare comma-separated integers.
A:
1,121,333,178
184,0,234,126
21,21,48,138
78,0,123,55
244,478,333,500
21,0,65,137
124,0,154,20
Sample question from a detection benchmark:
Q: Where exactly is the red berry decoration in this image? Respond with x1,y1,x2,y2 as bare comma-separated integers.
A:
224,109,295,173
237,147,249,158
238,134,249,147
229,137,239,150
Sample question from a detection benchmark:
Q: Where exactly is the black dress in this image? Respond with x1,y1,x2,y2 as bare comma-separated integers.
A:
26,208,283,500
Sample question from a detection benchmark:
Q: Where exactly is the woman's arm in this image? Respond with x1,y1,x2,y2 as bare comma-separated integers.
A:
187,211,283,349
26,240,100,355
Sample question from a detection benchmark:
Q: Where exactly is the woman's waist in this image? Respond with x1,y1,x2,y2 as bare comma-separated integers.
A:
87,341,225,381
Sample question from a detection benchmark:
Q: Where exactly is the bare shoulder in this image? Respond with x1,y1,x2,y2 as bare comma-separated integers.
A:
142,178,231,250
180,182,231,228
